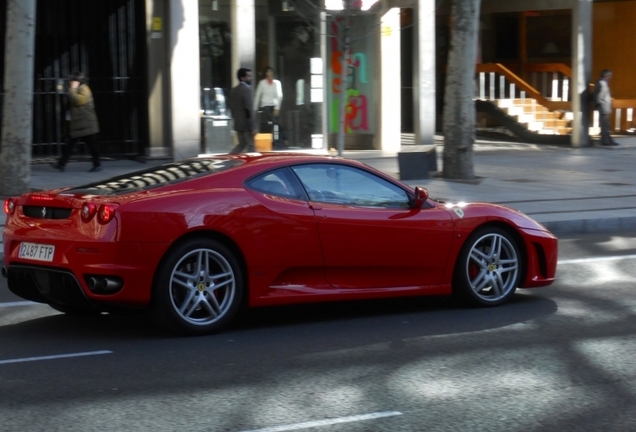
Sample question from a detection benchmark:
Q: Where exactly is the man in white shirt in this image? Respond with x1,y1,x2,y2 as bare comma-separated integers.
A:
254,66,283,133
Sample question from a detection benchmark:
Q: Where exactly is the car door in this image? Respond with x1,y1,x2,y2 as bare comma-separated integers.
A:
291,163,454,289
245,167,327,290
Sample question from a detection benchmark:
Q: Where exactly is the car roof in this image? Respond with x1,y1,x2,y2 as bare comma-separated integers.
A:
198,152,377,172
63,153,376,197
205,152,344,165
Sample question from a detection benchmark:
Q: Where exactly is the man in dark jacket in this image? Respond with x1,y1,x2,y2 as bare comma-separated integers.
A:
594,69,618,147
52,72,102,172
229,68,258,154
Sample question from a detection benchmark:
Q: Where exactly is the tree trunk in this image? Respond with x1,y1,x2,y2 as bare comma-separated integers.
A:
0,0,37,195
442,0,481,180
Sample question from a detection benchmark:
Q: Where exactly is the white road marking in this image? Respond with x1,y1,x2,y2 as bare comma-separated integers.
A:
0,301,40,308
558,254,636,265
239,412,403,432
0,350,113,365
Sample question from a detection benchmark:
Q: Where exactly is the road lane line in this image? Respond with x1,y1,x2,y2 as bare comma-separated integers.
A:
558,254,636,265
0,301,40,308
0,350,113,365
239,411,403,432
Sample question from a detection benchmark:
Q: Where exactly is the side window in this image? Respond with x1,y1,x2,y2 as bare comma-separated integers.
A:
246,168,301,199
291,164,410,208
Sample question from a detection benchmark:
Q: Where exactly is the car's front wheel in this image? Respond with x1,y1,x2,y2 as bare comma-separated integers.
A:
151,238,244,335
453,227,522,306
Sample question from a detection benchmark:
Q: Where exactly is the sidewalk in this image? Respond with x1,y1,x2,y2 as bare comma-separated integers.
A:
3,134,636,239
348,134,636,236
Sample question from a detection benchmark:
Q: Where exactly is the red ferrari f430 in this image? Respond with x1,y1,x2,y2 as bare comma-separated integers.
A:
3,154,557,335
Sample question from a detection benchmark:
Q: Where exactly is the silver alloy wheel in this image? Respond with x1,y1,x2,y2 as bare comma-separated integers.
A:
169,248,236,326
465,232,519,302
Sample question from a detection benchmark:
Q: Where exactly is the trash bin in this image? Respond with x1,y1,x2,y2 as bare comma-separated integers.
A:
203,115,234,154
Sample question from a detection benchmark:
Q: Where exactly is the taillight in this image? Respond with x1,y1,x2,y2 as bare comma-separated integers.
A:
81,202,97,222
4,198,17,215
97,204,117,224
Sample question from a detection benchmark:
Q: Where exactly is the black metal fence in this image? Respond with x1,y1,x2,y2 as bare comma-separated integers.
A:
1,0,148,160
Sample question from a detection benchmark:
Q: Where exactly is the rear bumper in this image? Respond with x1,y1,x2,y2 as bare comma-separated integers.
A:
7,264,96,308
3,235,169,307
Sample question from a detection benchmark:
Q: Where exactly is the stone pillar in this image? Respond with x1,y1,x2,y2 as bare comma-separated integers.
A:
413,0,436,146
168,0,202,160
380,8,401,152
571,0,593,147
321,11,329,151
231,0,255,86
146,0,170,159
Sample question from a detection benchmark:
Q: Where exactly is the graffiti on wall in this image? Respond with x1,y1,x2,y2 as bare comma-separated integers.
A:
329,17,374,134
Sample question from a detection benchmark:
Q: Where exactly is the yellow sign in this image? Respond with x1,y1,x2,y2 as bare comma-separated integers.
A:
152,17,162,32
381,25,392,37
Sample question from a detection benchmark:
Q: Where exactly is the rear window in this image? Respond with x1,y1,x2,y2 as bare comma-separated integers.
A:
66,158,243,196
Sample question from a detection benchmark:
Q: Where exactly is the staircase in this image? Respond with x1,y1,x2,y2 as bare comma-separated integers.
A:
474,63,574,143
494,98,572,135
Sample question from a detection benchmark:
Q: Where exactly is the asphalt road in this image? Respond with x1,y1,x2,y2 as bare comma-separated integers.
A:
1,233,636,432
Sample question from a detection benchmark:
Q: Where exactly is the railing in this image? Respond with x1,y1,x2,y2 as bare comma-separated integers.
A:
523,63,572,103
593,99,636,133
475,63,570,111
476,63,636,134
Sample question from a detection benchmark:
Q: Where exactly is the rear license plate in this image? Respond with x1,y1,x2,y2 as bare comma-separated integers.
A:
18,242,55,262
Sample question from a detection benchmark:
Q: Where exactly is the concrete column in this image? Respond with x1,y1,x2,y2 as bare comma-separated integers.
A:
168,0,202,160
321,11,329,151
413,0,436,146
231,0,255,86
571,0,593,147
381,8,401,151
268,16,276,73
146,0,170,159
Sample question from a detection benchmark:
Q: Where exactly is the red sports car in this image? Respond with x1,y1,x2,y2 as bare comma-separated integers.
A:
3,154,557,335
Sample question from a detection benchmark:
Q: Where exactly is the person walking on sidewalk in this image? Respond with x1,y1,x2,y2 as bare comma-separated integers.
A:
52,72,102,172
254,66,283,133
229,68,258,154
593,69,619,147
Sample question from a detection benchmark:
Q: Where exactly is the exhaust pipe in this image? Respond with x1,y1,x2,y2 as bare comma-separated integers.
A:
87,276,123,294
87,277,100,291
102,277,123,292
1,266,7,278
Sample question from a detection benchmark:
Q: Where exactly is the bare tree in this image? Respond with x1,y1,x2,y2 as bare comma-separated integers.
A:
442,0,480,179
0,0,37,195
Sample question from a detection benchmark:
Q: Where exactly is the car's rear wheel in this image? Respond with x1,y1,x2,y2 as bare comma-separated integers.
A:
453,227,522,306
151,238,244,335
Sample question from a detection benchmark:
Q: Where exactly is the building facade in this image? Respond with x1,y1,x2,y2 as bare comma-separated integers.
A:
0,0,432,161
1,0,634,160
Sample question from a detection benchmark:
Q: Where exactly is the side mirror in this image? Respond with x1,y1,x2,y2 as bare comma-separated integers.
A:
412,186,429,208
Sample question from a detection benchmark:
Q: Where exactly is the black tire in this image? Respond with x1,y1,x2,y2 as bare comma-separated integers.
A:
453,226,522,306
150,238,244,335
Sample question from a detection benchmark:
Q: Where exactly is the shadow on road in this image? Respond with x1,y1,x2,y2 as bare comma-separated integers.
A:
0,291,557,347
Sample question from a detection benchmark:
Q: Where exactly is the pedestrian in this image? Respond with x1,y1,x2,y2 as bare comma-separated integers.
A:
593,69,618,147
52,72,102,172
229,68,258,154
254,66,283,133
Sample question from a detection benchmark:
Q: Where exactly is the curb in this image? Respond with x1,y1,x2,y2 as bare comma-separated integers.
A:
541,216,636,236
